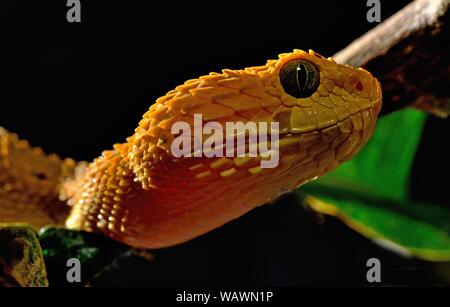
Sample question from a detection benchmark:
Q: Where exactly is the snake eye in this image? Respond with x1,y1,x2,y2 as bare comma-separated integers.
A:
280,60,320,98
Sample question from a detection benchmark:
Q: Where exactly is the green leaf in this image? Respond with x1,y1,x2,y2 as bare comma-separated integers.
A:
297,189,450,261
314,108,427,201
300,109,450,261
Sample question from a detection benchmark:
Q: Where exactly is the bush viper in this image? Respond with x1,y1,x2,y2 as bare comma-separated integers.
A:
0,50,382,248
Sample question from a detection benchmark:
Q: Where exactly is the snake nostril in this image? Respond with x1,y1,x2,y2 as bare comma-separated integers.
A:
33,172,48,180
349,77,364,92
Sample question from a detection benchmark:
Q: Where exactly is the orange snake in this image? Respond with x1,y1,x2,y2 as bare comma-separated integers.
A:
0,50,382,248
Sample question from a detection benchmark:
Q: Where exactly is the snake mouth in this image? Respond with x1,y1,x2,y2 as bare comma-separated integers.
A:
273,97,382,142
279,100,381,136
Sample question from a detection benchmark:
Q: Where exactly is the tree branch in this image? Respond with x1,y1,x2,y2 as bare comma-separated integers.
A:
333,0,450,117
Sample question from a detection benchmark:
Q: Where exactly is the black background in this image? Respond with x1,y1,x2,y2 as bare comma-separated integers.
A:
1,0,449,286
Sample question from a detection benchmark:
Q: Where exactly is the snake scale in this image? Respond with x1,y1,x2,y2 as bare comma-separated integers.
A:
0,50,382,248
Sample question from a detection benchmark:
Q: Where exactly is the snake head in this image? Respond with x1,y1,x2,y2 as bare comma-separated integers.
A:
267,49,383,176
129,49,382,190
273,49,382,135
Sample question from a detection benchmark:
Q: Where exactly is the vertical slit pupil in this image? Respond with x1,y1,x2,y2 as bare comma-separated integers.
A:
296,63,308,91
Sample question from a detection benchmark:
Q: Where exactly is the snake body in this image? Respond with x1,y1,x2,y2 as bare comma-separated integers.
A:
0,50,382,248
